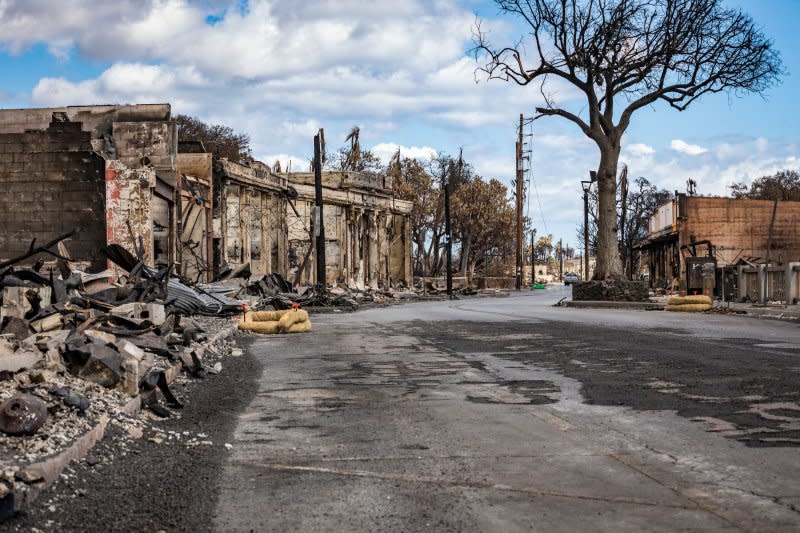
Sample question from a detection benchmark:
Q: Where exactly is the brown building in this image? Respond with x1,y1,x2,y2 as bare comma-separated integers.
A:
641,194,800,292
213,159,288,279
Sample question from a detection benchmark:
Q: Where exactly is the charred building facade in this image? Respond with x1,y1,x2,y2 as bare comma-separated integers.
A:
641,194,800,295
213,163,413,289
0,104,215,281
0,104,413,290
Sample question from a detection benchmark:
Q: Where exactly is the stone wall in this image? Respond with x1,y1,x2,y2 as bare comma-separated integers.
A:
572,280,650,301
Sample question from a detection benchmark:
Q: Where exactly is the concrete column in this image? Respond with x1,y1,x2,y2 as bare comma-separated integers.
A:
758,264,767,305
737,265,746,302
786,262,800,305
368,210,379,289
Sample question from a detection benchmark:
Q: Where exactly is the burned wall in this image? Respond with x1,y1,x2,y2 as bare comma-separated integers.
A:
283,173,413,289
105,160,155,266
681,197,800,265
0,118,107,267
215,160,288,279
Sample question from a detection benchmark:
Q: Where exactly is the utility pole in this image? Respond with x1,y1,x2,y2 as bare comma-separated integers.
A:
515,113,523,290
530,229,536,287
314,130,326,294
583,189,589,281
558,238,563,280
443,158,454,299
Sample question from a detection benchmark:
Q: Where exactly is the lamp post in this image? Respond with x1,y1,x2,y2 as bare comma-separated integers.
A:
580,172,597,281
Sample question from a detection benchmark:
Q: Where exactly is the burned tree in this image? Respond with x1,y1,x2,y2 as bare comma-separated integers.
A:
475,0,783,279
174,114,252,163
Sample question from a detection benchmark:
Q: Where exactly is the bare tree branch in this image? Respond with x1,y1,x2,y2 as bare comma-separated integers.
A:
474,0,783,278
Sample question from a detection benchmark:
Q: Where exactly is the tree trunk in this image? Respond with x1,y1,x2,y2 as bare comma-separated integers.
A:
460,233,472,276
594,144,624,279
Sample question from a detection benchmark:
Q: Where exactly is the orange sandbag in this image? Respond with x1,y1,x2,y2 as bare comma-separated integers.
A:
277,309,309,331
248,309,289,321
285,320,312,333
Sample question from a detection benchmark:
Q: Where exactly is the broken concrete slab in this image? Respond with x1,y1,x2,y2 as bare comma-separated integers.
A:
0,350,43,373
83,329,116,346
120,357,140,397
29,314,62,333
117,339,145,361
109,302,166,326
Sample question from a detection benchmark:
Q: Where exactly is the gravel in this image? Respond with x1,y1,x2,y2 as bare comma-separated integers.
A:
2,332,261,532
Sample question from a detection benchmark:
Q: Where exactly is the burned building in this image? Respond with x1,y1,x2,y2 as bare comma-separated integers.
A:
280,171,413,289
213,163,414,289
213,159,288,279
0,104,414,291
641,194,800,294
0,104,214,281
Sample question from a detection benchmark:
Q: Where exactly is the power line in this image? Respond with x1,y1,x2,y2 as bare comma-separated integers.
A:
525,119,548,237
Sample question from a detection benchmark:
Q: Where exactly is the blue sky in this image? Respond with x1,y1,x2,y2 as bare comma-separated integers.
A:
0,0,797,246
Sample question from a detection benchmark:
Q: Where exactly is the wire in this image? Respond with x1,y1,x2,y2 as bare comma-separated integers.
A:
527,121,549,236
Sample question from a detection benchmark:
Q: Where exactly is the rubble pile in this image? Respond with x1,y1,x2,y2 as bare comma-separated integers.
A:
231,272,411,311
0,235,250,517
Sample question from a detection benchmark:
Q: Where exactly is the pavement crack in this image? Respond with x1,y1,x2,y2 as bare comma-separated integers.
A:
611,454,739,529
232,460,708,511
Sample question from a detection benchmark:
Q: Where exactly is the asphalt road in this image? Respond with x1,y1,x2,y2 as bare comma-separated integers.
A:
6,288,800,531
215,288,800,531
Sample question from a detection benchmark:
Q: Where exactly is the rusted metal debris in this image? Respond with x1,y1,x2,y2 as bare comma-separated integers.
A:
0,235,247,429
0,394,48,436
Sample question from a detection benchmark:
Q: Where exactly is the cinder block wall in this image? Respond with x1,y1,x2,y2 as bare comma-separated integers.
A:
0,119,106,267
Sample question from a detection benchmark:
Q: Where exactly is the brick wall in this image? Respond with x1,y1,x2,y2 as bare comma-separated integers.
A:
0,119,106,267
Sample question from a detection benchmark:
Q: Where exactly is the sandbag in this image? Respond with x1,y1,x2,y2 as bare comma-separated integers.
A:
239,319,282,333
666,303,711,312
238,308,312,334
249,309,290,322
277,309,309,330
286,320,312,333
667,295,711,306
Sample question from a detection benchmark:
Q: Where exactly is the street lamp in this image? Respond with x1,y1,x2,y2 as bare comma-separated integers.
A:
580,171,597,281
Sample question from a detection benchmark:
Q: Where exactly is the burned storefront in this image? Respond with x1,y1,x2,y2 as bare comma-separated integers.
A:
212,163,414,290
0,104,414,292
213,159,288,279
0,104,213,282
279,170,413,290
640,194,800,298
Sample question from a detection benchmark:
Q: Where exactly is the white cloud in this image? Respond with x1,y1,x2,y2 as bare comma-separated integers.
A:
625,143,656,156
670,139,708,155
262,154,310,173
370,143,437,164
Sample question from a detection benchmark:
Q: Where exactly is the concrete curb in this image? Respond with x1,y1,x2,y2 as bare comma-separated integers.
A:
564,300,800,322
8,321,240,516
735,307,800,321
564,300,665,310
